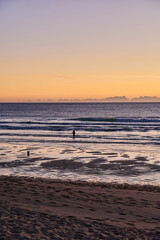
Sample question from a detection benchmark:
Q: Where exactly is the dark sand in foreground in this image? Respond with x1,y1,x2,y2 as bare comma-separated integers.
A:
0,176,160,239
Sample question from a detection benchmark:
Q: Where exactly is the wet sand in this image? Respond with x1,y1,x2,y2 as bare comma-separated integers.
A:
0,176,160,239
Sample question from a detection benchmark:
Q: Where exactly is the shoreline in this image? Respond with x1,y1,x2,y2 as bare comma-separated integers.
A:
1,175,160,192
0,175,160,239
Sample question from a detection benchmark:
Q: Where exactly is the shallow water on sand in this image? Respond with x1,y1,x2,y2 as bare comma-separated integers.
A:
0,141,160,185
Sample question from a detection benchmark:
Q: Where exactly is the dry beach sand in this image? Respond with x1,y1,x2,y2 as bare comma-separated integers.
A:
0,176,160,239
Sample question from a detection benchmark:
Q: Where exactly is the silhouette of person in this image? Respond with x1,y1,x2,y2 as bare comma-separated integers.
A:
72,130,75,138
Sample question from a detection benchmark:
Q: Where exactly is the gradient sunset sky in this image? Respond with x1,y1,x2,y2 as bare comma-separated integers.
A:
1,0,160,102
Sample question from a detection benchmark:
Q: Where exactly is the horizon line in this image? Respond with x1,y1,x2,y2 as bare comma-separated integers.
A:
1,101,160,104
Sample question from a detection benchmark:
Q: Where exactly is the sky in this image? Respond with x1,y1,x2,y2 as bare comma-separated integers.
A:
0,0,160,102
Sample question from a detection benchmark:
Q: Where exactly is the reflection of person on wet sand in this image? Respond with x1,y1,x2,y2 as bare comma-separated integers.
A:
72,130,75,138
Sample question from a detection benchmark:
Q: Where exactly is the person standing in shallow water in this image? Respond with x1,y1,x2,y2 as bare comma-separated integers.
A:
72,130,75,138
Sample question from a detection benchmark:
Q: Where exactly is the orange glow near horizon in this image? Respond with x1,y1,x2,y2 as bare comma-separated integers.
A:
0,73,160,102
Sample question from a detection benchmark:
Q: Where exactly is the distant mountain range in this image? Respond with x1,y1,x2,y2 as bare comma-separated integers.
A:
57,96,160,102
130,96,160,102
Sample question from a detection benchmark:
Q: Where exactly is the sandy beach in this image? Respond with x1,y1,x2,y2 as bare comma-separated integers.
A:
0,176,159,239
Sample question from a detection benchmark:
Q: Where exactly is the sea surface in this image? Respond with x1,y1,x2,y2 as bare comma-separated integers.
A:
0,102,160,185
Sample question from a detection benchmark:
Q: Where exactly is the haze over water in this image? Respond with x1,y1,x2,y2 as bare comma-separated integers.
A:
0,103,160,185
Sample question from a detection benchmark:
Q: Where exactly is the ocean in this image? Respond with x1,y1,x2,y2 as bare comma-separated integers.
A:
0,102,160,185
